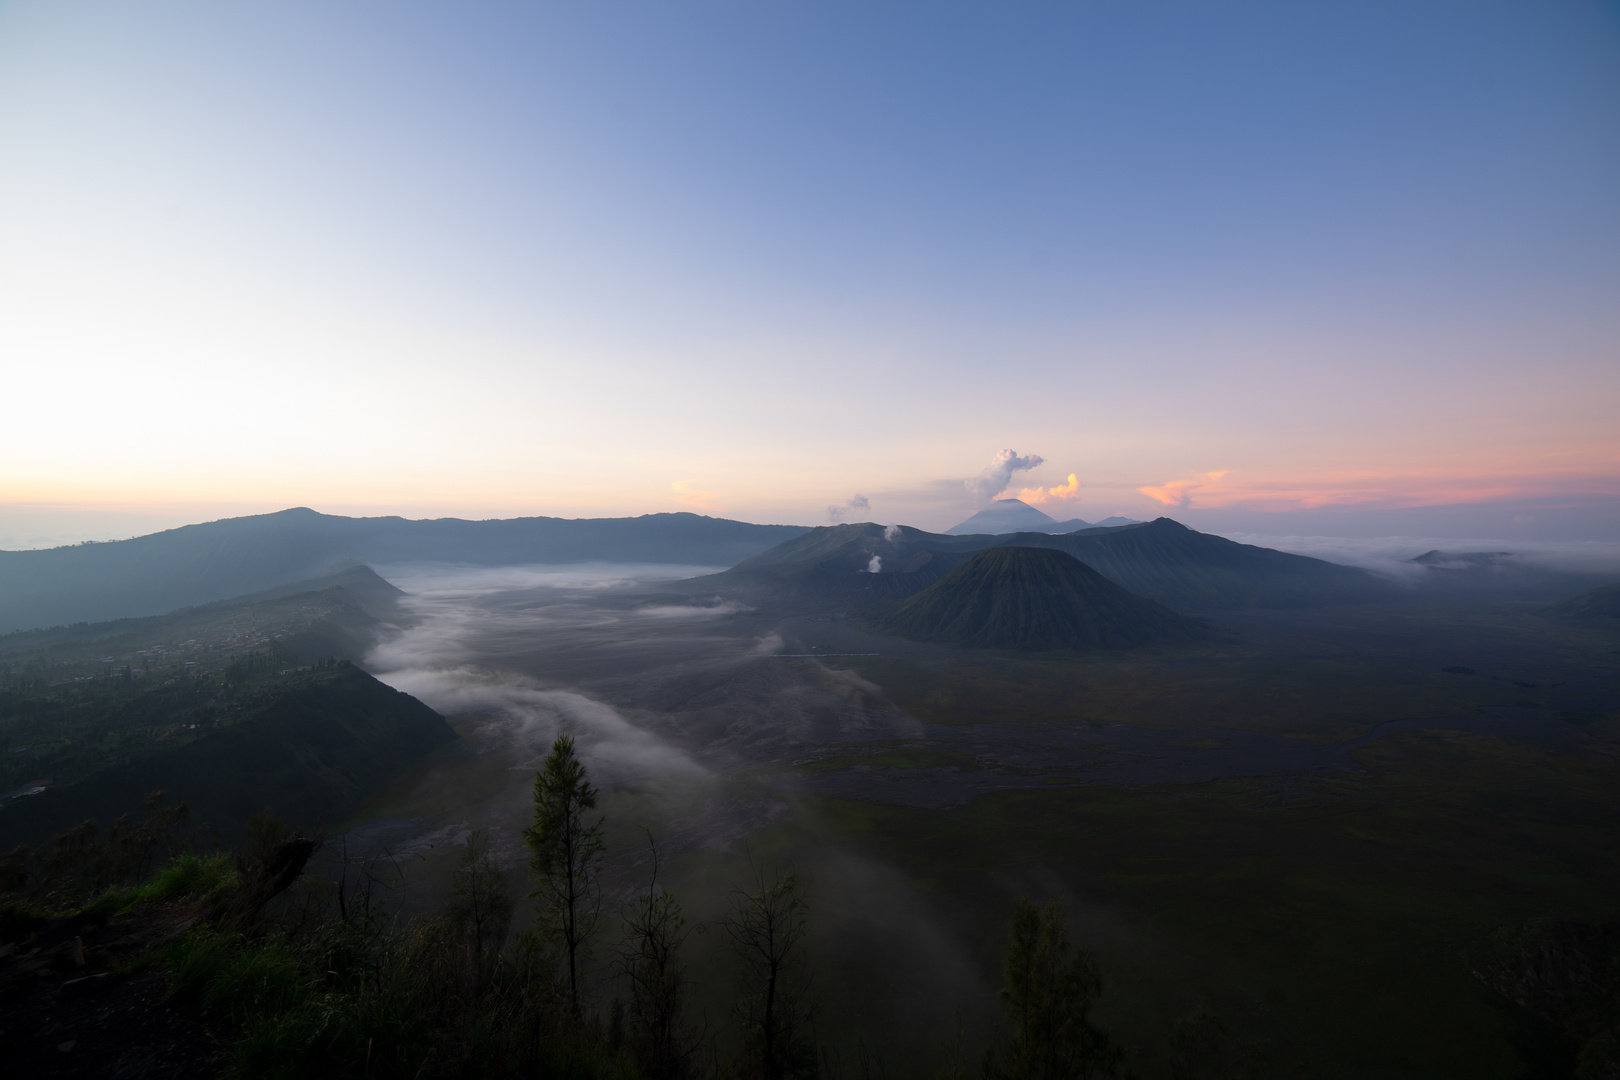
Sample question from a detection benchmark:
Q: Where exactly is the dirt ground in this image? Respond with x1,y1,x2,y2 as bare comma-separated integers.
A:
0,903,224,1078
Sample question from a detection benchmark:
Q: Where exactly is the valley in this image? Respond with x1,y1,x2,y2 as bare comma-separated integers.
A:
322,546,1620,1078
5,518,1618,1077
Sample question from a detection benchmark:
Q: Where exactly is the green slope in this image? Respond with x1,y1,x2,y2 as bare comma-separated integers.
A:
859,546,1206,650
0,663,455,847
0,564,402,675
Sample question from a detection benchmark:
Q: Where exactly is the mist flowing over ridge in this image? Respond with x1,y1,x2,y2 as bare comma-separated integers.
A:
0,507,809,634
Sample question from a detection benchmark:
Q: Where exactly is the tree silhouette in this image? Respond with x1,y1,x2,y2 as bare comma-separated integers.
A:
523,734,604,1015
448,828,514,959
728,860,815,1080
617,834,700,1080
994,898,1121,1080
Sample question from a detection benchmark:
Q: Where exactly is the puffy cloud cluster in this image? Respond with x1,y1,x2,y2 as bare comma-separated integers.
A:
965,449,1044,499
1017,472,1081,504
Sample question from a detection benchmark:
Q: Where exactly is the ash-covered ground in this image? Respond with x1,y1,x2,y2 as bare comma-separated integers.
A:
347,563,1602,850
316,561,1619,1076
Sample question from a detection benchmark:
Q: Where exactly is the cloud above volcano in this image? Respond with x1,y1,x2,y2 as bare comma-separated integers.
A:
965,449,1045,499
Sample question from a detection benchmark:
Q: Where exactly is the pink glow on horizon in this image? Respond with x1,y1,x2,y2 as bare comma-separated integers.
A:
1135,461,1619,513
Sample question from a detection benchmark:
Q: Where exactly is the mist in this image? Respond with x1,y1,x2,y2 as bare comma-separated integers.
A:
1220,532,1620,582
366,562,730,787
343,559,989,1068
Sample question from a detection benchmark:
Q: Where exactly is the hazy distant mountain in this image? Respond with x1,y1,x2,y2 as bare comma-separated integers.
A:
861,546,1206,650
698,523,970,607
1406,549,1613,602
1411,550,1515,569
1542,582,1620,622
943,500,1145,535
693,517,1386,611
944,499,1085,535
0,565,404,669
0,507,808,634
1022,519,1385,608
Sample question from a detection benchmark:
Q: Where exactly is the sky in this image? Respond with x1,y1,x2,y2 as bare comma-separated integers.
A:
2,1,1618,546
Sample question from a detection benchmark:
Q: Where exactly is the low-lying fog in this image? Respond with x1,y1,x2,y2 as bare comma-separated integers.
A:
1224,533,1620,582
348,562,987,1064
350,553,1606,870
365,561,918,783
368,562,726,788
332,554,1614,1071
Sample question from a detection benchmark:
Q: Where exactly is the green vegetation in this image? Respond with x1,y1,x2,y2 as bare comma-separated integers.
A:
0,564,401,675
0,750,1193,1079
0,658,456,849
860,547,1204,650
0,564,420,836
12,708,1614,1077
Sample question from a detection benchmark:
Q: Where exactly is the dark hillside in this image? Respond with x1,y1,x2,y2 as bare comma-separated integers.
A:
0,564,401,673
698,518,1383,612
0,507,808,633
1542,582,1620,622
0,663,454,848
860,547,1206,650
1000,518,1386,609
710,523,972,606
1408,550,1616,602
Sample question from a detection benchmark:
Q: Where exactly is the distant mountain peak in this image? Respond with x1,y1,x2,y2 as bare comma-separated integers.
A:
945,499,1080,536
1411,550,1515,568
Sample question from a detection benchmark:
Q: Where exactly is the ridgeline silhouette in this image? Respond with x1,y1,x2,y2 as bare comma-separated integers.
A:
860,546,1206,650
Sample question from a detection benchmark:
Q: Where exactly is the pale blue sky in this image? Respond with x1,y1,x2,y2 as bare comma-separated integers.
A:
2,1,1617,539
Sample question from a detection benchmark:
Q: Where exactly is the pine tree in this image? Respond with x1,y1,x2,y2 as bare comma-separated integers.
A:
523,734,605,1015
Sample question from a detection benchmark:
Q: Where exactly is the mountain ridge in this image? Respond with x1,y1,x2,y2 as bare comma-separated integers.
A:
1542,582,1620,622
859,546,1207,650
0,507,809,633
694,517,1386,611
